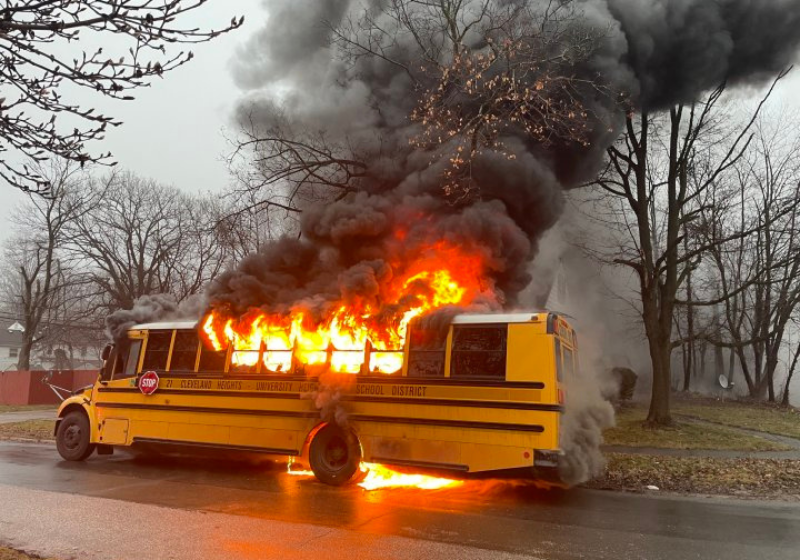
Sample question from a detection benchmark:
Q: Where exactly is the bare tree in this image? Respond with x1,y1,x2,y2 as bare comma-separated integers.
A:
700,111,800,402
593,78,784,425
0,1,242,193
66,170,227,311
0,160,90,369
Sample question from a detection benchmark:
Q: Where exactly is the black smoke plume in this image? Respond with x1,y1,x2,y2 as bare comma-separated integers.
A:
221,0,800,315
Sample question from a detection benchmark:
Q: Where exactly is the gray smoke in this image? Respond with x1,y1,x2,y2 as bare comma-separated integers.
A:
302,372,356,428
106,294,205,346
558,374,617,485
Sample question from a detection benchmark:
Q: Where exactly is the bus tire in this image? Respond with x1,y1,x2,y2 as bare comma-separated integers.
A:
308,425,361,486
56,410,95,461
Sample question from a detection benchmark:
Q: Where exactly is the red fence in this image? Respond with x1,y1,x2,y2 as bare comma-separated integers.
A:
0,370,99,405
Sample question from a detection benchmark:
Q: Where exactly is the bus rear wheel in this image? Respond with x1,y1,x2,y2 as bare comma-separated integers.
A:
309,425,361,486
56,411,95,461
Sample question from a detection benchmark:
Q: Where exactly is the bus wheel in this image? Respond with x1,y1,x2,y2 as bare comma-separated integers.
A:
56,411,95,461
309,425,361,486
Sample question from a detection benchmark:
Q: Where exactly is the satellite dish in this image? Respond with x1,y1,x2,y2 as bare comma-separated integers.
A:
718,375,735,390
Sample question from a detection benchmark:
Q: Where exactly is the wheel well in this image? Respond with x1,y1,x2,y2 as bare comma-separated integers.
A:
299,422,328,461
301,423,363,461
59,403,89,419
54,403,90,436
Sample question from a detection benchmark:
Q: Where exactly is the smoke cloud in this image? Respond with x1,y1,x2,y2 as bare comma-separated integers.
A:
558,374,616,485
106,294,205,345
223,0,800,316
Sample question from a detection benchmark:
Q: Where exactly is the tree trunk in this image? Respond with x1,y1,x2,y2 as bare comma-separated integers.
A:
728,347,736,381
684,253,694,392
781,343,800,407
681,341,690,391
644,296,673,425
647,337,673,425
17,337,33,371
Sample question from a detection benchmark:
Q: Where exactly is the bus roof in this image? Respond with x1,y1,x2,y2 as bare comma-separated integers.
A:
130,312,560,332
131,320,198,331
451,312,553,324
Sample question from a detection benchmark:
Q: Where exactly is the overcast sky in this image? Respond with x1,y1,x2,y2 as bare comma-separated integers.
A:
0,0,264,239
1,0,799,243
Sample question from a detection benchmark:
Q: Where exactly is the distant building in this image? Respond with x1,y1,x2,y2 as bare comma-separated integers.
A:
0,317,104,372
0,319,23,371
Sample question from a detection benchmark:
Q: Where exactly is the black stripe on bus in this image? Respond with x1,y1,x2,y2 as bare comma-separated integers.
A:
96,388,562,412
97,402,319,419
103,375,546,390
99,388,304,400
341,396,562,412
349,414,545,433
132,437,298,456
95,402,545,433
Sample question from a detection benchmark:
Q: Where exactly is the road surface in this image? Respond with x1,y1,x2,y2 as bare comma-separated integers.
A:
0,441,798,559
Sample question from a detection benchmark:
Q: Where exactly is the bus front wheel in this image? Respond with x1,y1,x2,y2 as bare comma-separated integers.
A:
309,425,361,486
56,411,95,461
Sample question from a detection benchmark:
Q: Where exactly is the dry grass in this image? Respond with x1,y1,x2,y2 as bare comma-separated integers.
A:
0,420,55,441
588,453,800,499
672,399,800,440
603,406,790,451
0,405,56,413
0,547,58,560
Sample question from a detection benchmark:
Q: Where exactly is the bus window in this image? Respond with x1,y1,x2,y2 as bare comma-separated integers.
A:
198,344,227,373
407,326,446,378
555,339,562,381
169,330,200,372
115,339,142,379
230,340,260,374
450,325,507,379
141,330,173,371
103,346,125,381
563,345,575,378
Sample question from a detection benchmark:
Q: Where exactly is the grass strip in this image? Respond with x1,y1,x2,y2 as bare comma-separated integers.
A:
604,407,790,451
587,453,800,498
0,405,57,413
0,547,59,560
0,420,55,442
672,401,800,440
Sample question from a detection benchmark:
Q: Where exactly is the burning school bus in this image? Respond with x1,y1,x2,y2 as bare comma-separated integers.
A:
54,311,576,486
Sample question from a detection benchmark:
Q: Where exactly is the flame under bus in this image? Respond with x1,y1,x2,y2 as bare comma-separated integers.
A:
55,312,578,485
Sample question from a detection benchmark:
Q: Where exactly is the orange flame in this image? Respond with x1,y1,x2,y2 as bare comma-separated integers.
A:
285,460,463,491
200,241,491,375
357,462,463,491
286,458,314,477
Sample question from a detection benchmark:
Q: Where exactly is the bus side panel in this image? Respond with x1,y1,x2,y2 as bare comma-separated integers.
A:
361,431,462,467
505,324,557,404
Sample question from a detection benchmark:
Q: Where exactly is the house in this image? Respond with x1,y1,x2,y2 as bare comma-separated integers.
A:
0,320,23,371
0,317,104,372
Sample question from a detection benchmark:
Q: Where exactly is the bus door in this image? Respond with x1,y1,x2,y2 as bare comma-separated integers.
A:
94,332,148,445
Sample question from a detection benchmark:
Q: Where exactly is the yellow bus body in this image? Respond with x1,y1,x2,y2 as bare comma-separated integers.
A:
56,312,577,480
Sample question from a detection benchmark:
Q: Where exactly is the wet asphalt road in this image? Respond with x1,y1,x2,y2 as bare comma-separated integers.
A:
0,441,799,560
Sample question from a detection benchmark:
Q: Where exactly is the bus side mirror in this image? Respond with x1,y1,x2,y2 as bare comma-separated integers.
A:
101,344,113,361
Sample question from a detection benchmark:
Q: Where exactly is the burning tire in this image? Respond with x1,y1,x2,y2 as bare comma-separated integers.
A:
308,424,362,486
56,410,95,461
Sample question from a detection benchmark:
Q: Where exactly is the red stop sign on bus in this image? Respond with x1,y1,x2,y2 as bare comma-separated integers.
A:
139,371,159,395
